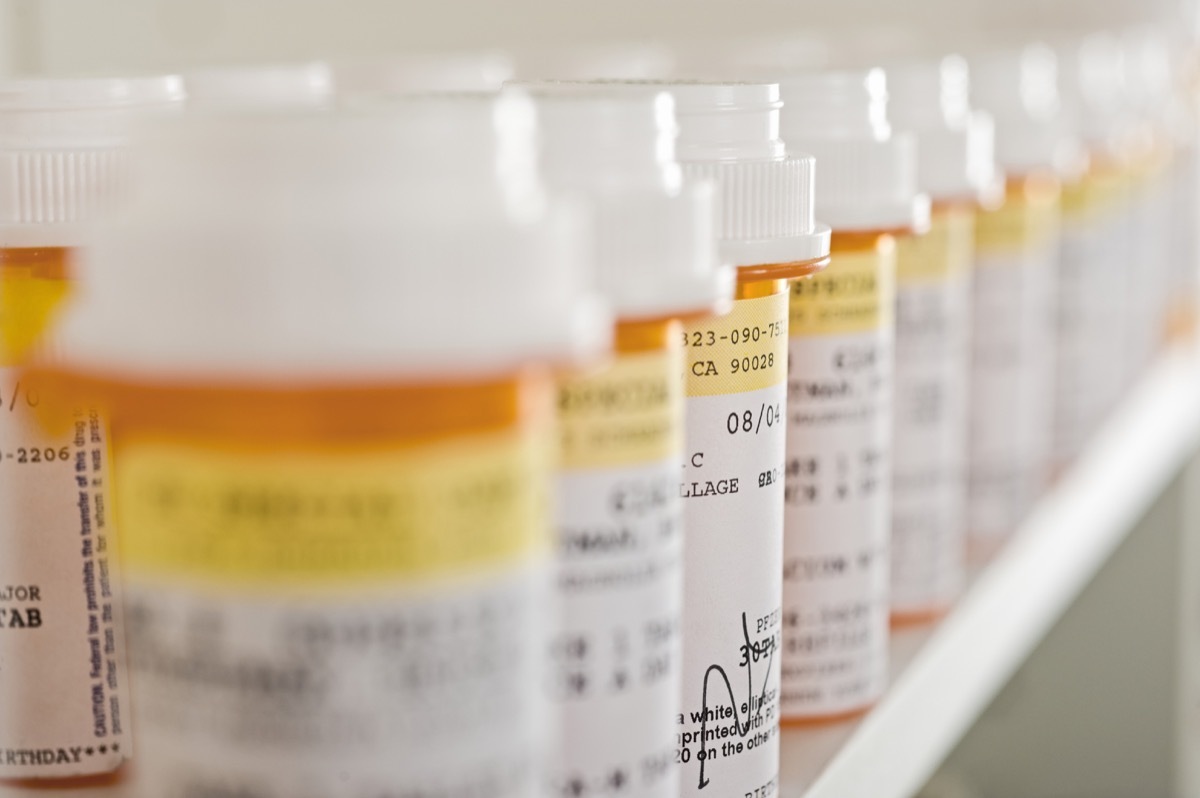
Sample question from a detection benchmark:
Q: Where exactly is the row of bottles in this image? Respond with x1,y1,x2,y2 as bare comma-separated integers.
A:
0,20,1195,798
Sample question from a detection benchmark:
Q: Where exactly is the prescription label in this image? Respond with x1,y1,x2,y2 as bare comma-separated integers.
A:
969,193,1059,545
891,209,974,615
115,428,552,798
559,347,682,470
0,371,129,778
118,431,546,585
789,244,894,338
0,264,130,778
553,346,684,798
677,290,786,798
1055,176,1130,465
781,245,895,717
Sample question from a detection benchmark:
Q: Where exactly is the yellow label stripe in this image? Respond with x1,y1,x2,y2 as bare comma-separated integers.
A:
558,347,682,471
683,291,789,397
117,430,548,586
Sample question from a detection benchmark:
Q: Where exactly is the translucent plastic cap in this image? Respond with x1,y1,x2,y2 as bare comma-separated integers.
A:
0,75,185,247
887,56,1002,203
515,82,733,319
1056,33,1132,158
50,94,609,382
621,81,830,267
184,62,333,109
969,44,1084,176
778,69,929,233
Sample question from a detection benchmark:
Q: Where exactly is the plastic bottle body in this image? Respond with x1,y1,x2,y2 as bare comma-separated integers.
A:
890,204,975,622
1124,141,1175,379
967,175,1061,556
31,367,556,798
1052,163,1131,469
551,318,684,798
779,232,896,721
0,247,130,794
676,257,824,798
1168,137,1200,338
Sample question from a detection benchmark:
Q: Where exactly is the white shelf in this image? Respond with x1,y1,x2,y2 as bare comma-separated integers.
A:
780,341,1200,798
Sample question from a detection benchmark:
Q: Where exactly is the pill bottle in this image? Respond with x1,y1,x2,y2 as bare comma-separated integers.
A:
29,95,608,798
635,80,830,798
1121,26,1179,361
515,84,732,798
885,55,1001,622
1054,33,1139,468
774,68,928,721
1166,28,1200,338
965,43,1073,555
183,62,333,109
0,75,183,794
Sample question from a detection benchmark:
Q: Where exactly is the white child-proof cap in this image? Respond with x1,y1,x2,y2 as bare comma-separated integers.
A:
886,55,1003,203
617,81,830,268
513,83,733,319
777,68,930,233
0,75,185,248
50,92,609,381
1056,32,1135,161
968,43,1086,179
184,62,333,109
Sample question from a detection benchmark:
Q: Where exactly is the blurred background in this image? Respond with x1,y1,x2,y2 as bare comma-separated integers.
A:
0,0,1188,76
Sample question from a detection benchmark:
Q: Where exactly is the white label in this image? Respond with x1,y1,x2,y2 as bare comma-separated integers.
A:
1054,217,1128,465
551,345,684,798
891,209,974,617
0,368,130,778
123,574,544,798
552,463,681,798
678,291,786,798
780,246,893,718
968,244,1055,544
111,428,551,798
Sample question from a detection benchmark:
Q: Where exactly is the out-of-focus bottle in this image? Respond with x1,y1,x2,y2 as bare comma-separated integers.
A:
1121,26,1181,361
884,55,1001,622
774,68,928,721
1166,27,1200,338
631,80,830,798
1054,33,1139,468
966,43,1076,555
516,84,732,798
0,75,183,796
183,62,333,109
30,96,608,798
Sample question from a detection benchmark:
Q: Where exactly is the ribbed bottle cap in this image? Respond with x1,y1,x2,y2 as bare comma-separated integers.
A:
886,54,1002,203
1121,26,1175,128
778,68,929,232
0,75,185,247
184,62,333,109
514,82,733,318
50,93,609,381
332,51,514,96
613,81,830,267
969,43,1085,177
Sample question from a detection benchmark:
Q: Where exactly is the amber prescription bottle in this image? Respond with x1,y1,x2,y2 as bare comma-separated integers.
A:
0,75,182,794
31,97,608,798
776,67,929,721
